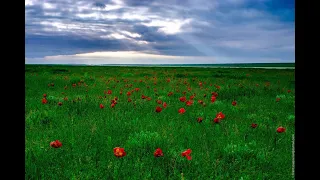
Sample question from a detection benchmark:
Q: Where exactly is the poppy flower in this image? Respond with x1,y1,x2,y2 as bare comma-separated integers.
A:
216,112,225,119
178,108,186,114
50,140,62,148
199,82,203,86
154,148,164,157
43,94,47,98
181,149,192,160
287,90,291,93
277,126,286,133
58,102,63,106
142,95,147,99
211,96,216,103
213,117,221,123
163,102,167,108
197,117,203,123
198,100,203,104
190,95,195,100
155,106,162,113
186,100,193,106
179,96,186,102
64,97,68,101
157,100,162,104
211,92,218,97
100,104,104,109
111,103,115,108
111,99,117,104
232,100,237,106
128,98,132,102
120,91,123,95
135,88,140,92
251,123,258,128
113,147,126,158
167,78,171,82
42,98,47,104
276,98,281,102
127,92,131,96
107,90,112,94
147,97,152,101
168,92,173,96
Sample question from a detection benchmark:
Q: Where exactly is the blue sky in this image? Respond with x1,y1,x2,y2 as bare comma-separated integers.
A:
25,0,295,64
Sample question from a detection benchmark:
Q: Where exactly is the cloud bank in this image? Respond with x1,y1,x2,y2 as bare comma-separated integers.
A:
25,0,295,64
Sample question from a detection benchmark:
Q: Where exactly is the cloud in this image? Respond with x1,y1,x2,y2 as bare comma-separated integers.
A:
25,0,295,63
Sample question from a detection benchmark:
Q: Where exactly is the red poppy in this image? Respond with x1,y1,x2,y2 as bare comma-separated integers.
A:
100,104,104,109
128,98,132,102
120,91,123,95
142,95,147,99
43,94,47,98
111,103,115,108
216,112,225,119
155,106,162,113
147,97,152,101
113,147,126,158
154,148,164,157
42,98,47,104
127,92,131,96
277,126,286,133
211,92,218,97
179,96,186,102
64,97,68,101
197,117,203,123
111,99,117,104
190,95,195,100
167,78,171,82
199,82,203,86
163,102,167,108
178,108,186,114
213,117,221,123
276,98,281,102
168,92,173,96
181,149,192,160
198,100,203,104
287,90,291,93
135,88,140,92
107,90,112,94
186,100,193,106
211,96,216,103
251,123,258,128
50,140,62,148
232,100,237,106
157,100,162,104
58,102,63,106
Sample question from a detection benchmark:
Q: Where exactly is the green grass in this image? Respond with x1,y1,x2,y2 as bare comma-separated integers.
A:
25,65,295,179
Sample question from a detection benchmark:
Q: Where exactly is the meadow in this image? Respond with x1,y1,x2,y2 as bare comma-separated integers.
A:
25,65,295,179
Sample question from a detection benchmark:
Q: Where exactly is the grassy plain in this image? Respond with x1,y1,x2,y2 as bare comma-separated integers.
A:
25,65,295,179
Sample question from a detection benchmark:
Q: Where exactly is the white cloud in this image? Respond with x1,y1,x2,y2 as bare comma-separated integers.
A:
120,31,141,38
142,19,193,35
43,2,56,9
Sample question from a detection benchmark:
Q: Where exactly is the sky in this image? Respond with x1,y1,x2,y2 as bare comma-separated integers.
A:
25,0,295,64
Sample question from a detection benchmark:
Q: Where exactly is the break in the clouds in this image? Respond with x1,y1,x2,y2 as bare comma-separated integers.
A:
25,0,295,64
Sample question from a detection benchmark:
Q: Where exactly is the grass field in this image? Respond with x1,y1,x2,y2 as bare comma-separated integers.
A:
25,65,295,179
